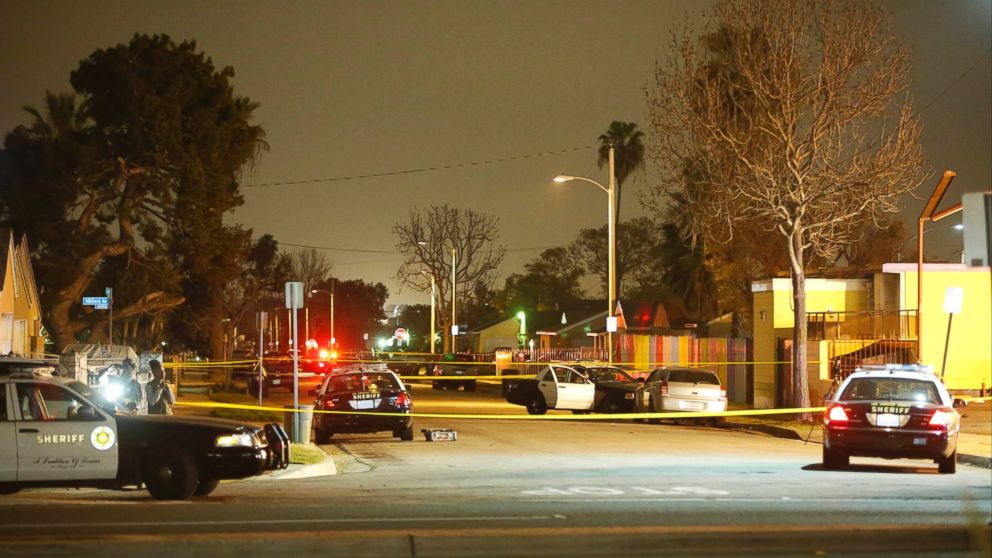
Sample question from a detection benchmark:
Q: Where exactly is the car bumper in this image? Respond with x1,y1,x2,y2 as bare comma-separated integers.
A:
315,412,412,434
659,397,728,413
203,446,273,479
825,427,958,459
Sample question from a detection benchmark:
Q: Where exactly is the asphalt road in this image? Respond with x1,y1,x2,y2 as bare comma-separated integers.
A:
1,385,990,557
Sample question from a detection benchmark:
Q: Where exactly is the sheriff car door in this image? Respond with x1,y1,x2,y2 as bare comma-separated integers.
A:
556,368,594,410
537,367,558,408
14,381,118,482
0,383,15,482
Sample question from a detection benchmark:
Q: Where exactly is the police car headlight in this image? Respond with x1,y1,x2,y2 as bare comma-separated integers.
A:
103,382,125,402
215,433,255,448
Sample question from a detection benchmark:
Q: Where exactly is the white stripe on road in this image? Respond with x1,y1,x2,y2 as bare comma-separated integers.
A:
0,515,564,530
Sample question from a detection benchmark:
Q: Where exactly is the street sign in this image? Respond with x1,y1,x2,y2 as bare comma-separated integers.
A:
943,287,964,314
606,316,618,333
83,297,110,306
285,281,304,309
93,303,109,310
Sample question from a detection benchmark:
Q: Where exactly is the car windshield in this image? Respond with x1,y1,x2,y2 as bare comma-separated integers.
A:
326,373,400,393
667,370,720,385
840,378,941,404
585,368,634,383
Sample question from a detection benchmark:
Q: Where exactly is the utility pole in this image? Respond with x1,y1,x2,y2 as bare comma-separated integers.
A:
450,247,457,353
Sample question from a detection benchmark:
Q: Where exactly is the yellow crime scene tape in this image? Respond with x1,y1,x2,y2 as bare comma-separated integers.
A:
174,400,826,421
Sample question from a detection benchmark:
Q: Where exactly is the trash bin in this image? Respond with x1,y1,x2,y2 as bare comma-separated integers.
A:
283,404,314,444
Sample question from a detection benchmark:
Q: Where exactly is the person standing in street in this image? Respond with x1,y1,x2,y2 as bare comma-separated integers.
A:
146,360,175,415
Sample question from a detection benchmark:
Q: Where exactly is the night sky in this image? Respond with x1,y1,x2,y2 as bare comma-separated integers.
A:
1,0,989,305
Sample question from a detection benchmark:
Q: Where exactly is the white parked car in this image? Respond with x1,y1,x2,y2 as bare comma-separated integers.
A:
636,368,728,424
504,365,596,415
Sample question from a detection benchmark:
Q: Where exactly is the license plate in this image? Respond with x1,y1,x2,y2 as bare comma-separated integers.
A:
351,398,380,410
913,437,928,446
680,401,704,411
877,413,900,427
271,379,281,385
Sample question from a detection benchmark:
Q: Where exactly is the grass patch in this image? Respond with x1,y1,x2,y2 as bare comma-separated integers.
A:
208,391,282,423
290,443,326,465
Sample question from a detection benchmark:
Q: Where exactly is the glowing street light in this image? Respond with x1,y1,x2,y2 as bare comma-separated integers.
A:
553,146,616,364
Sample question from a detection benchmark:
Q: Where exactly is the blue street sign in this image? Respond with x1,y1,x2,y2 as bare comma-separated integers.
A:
93,303,109,310
83,297,110,306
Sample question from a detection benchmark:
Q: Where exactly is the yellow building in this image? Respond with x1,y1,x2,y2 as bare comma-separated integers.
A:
751,264,991,408
0,229,45,357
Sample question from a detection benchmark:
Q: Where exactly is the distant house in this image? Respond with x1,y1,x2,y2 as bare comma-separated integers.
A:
0,229,44,357
462,307,608,354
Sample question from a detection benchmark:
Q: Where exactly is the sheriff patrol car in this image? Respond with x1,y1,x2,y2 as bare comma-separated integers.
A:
0,358,289,499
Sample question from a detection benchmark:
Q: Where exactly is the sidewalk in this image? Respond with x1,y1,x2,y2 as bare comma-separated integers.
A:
724,400,992,469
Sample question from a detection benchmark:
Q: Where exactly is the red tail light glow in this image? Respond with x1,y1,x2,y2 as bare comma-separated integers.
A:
825,404,849,424
719,389,727,399
660,382,668,396
321,399,335,410
929,408,954,429
432,365,442,376
395,392,411,407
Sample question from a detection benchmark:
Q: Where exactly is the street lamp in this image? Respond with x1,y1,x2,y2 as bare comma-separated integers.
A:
311,281,335,349
553,145,616,364
420,270,436,354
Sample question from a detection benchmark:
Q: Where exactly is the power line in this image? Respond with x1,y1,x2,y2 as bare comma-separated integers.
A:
274,240,557,255
243,145,596,188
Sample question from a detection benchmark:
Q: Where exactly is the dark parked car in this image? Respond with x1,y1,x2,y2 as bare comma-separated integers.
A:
573,365,641,414
247,351,334,396
309,368,413,443
822,365,959,473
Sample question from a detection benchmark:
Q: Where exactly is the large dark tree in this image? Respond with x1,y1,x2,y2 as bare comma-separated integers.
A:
500,247,585,313
308,278,388,351
0,34,265,354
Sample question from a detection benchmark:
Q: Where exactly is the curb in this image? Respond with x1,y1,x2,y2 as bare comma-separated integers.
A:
724,421,992,470
253,447,338,481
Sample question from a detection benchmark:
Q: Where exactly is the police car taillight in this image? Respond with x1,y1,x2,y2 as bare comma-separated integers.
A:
660,382,668,396
825,404,849,425
322,398,336,410
395,392,411,407
929,408,954,429
432,365,442,376
719,388,727,400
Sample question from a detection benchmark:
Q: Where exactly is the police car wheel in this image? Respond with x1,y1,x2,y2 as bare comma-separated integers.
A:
314,428,333,444
194,477,220,496
397,424,414,441
822,445,849,470
937,451,957,474
527,397,547,415
144,446,200,500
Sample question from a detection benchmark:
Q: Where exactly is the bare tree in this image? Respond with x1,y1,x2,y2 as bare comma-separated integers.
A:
394,204,505,353
291,247,333,295
647,0,927,417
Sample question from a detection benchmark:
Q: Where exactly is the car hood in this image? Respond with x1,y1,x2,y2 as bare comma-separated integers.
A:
117,414,260,432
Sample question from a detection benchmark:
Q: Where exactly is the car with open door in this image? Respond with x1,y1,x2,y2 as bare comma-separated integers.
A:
504,364,596,415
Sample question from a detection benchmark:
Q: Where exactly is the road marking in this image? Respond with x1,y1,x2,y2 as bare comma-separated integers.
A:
0,515,565,530
521,486,730,497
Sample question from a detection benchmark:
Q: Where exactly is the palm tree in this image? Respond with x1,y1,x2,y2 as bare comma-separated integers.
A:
597,120,645,225
22,91,88,138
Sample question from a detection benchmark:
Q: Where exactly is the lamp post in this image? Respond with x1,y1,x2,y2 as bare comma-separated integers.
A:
554,146,616,364
311,281,335,349
421,270,436,354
